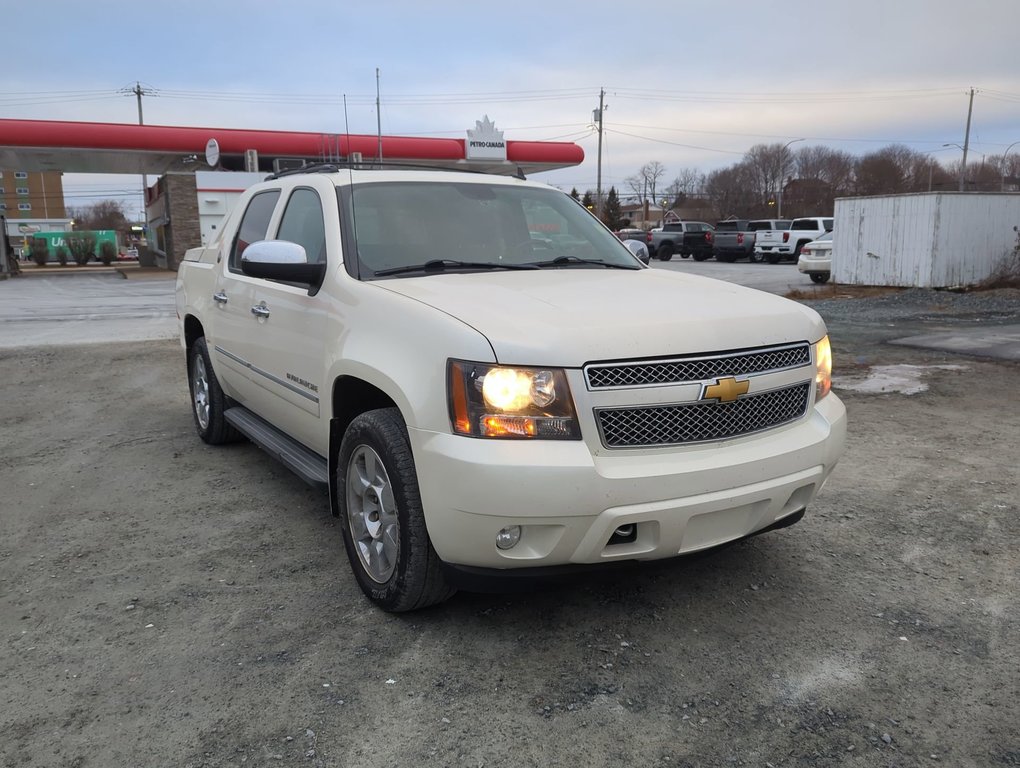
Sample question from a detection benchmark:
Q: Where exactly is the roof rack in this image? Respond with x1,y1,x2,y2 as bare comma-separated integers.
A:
266,159,527,181
267,162,339,180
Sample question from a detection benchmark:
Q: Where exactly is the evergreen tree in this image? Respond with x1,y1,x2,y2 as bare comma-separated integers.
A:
569,187,580,201
602,187,622,229
581,191,594,211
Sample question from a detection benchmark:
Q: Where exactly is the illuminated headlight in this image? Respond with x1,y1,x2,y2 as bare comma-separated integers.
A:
814,335,832,400
448,360,581,439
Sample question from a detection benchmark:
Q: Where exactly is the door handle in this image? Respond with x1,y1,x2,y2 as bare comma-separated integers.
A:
212,291,228,304
250,304,271,318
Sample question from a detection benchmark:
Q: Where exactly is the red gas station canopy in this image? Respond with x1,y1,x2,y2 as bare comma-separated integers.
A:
0,119,584,176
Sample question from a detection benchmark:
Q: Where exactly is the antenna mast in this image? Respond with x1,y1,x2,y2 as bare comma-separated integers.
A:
376,68,383,163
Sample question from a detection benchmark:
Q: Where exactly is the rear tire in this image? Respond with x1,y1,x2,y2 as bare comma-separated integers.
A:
188,337,241,445
766,253,781,265
749,250,764,264
692,252,709,262
657,242,674,262
810,272,830,284
337,408,455,612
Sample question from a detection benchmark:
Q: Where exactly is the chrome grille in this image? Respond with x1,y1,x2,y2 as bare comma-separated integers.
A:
585,344,810,389
596,383,810,448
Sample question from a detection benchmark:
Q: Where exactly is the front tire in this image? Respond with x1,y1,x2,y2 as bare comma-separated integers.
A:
337,408,454,612
188,337,240,445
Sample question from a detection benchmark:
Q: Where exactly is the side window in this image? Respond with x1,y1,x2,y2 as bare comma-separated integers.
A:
229,190,281,271
275,188,326,264
823,219,834,231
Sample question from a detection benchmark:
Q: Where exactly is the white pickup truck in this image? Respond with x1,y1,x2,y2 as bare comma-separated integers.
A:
175,166,846,612
754,216,834,264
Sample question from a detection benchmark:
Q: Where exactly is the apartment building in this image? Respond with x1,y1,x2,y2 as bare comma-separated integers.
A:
0,169,66,219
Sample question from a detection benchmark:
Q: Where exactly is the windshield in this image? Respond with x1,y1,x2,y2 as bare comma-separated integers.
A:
339,180,641,278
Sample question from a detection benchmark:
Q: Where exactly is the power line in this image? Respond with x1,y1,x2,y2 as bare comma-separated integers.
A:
605,128,746,155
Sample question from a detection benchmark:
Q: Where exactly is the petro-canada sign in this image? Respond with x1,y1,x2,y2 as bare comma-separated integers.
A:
466,116,506,161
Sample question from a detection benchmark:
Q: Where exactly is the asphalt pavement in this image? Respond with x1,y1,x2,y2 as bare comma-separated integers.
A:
1,260,1016,360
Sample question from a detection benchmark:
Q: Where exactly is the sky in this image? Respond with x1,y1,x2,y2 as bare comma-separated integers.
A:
3,0,1019,218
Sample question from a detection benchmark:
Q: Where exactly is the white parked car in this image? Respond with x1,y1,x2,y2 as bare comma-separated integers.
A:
797,231,833,284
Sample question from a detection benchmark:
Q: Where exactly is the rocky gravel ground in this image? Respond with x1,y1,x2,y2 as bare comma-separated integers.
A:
1,288,1018,767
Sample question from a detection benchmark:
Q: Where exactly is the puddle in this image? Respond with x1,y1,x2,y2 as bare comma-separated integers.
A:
834,364,968,395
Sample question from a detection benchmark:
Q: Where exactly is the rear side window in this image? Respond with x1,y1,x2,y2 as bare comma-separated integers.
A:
276,188,326,264
749,220,790,231
823,219,834,231
230,190,281,271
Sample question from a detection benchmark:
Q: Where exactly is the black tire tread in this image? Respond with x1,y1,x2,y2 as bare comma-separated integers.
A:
338,407,455,612
189,337,241,445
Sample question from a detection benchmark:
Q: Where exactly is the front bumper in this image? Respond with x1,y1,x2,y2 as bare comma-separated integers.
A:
409,393,846,570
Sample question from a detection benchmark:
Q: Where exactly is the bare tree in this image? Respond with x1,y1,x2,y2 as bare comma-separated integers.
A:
704,163,757,218
69,200,130,233
855,145,922,196
625,173,647,202
743,143,789,206
664,168,704,207
815,148,857,197
641,161,667,205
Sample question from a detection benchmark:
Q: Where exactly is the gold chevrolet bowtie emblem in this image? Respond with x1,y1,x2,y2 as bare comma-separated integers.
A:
702,377,750,403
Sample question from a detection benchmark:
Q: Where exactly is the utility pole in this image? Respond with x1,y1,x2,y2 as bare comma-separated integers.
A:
959,87,974,192
594,89,605,219
121,82,156,220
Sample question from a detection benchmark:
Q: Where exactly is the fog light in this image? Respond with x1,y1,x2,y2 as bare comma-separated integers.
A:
495,525,522,550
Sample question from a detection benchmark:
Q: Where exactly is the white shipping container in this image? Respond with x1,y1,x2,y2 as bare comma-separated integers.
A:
833,193,1020,288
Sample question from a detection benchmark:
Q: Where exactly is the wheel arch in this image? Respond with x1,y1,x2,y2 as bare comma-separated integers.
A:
328,375,402,518
183,314,204,351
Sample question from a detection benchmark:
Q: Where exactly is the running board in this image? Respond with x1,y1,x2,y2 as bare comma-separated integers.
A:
225,407,329,491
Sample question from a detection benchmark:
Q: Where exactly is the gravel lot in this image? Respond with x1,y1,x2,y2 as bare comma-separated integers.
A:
1,288,1018,768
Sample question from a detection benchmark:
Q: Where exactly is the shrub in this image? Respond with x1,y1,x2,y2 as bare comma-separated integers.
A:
55,246,69,266
68,233,97,266
30,237,49,266
99,240,117,266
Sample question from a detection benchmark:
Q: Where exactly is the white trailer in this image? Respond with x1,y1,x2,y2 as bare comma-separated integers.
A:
833,192,1020,287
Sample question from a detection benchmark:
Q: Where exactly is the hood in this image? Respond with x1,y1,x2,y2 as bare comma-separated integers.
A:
376,268,826,366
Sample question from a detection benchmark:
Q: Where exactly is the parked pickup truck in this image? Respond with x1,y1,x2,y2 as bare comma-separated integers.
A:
175,166,846,612
711,219,794,263
650,221,715,261
754,216,833,264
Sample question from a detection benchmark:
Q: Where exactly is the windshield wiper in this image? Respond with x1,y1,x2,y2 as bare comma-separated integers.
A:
529,255,638,270
374,259,540,277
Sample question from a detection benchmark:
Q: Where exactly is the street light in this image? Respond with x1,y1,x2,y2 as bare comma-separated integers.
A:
1001,140,1020,192
777,138,804,219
